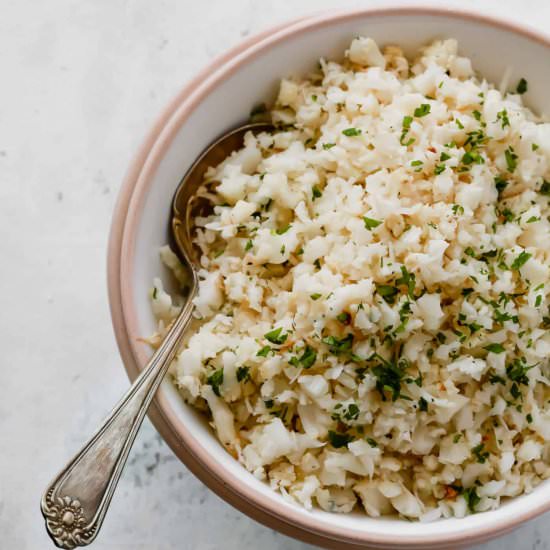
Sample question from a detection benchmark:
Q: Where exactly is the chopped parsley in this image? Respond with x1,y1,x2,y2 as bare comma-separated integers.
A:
504,146,518,172
510,251,531,270
275,224,291,235
310,293,322,300
464,487,481,512
328,430,353,448
501,208,514,223
496,109,510,129
207,368,224,396
371,353,408,402
312,185,322,200
264,327,288,345
506,358,535,385
366,437,378,448
494,175,508,194
363,216,382,230
414,103,431,117
490,373,506,385
375,284,399,304
396,266,416,299
472,443,490,464
236,366,250,382
336,312,351,324
484,343,505,354
256,345,272,357
342,403,360,421
452,204,465,215
322,142,336,150
516,78,528,95
342,127,361,137
400,115,415,146
245,239,253,251
323,334,353,354
462,150,484,165
288,345,317,369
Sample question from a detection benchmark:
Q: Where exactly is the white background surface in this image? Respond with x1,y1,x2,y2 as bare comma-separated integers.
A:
2,1,550,549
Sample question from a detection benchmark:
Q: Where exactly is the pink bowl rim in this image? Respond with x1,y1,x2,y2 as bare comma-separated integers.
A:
108,5,550,548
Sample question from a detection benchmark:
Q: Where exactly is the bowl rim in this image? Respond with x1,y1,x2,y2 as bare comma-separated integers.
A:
108,5,550,548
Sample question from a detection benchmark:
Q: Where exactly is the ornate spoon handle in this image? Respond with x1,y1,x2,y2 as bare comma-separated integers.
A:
41,298,194,549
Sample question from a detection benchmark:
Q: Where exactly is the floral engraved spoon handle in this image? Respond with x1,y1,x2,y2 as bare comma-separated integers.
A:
40,297,194,549
41,122,269,549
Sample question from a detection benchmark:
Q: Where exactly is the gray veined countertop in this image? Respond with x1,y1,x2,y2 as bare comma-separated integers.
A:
1,0,550,548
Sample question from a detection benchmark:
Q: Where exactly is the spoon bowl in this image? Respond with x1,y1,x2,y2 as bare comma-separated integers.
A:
172,122,273,270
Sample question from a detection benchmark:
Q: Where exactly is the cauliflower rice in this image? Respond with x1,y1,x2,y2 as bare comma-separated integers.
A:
150,37,550,520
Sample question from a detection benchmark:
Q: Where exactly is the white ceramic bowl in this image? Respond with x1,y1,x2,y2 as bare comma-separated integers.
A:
108,7,550,548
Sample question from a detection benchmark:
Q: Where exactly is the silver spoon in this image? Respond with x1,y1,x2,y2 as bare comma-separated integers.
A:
41,121,273,549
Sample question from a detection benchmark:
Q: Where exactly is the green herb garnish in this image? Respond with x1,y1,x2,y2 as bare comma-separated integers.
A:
336,312,351,324
328,430,354,448
236,366,250,382
375,284,399,304
414,103,431,117
496,109,510,129
472,443,490,464
516,78,528,94
207,368,224,396
289,345,317,369
464,487,480,512
363,216,382,230
484,343,505,354
495,175,508,194
511,251,531,270
264,327,288,345
322,334,353,354
506,357,535,385
396,266,416,299
372,353,408,402
505,146,518,172
275,225,291,235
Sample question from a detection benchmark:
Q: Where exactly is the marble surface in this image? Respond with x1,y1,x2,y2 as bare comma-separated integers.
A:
2,1,550,548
